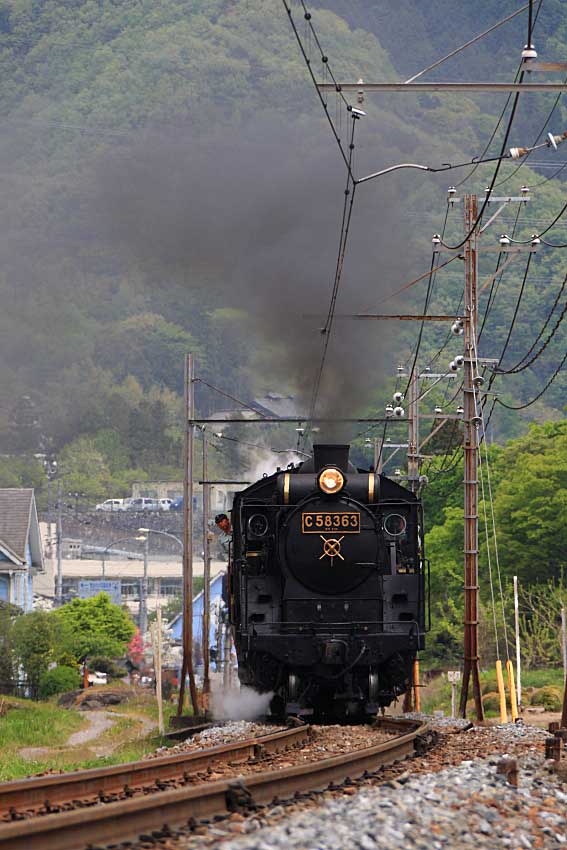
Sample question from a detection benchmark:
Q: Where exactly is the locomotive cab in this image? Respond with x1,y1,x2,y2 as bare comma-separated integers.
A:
227,443,428,720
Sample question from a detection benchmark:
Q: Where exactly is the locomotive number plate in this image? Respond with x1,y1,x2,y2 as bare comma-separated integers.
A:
301,512,360,533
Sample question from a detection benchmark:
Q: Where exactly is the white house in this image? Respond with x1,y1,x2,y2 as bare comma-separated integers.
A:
0,489,44,611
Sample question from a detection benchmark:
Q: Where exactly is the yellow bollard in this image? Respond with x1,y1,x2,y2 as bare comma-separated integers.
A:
413,658,420,712
506,659,519,722
495,659,508,723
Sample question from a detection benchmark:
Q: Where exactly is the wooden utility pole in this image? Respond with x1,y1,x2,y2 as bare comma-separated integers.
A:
202,427,211,699
178,353,199,716
459,194,484,720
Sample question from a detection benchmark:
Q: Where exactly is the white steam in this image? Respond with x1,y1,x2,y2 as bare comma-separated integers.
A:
211,685,273,721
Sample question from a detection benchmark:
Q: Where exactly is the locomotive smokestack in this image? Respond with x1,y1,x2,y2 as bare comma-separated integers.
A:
313,444,350,473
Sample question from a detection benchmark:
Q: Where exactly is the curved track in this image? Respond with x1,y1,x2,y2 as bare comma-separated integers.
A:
0,718,427,850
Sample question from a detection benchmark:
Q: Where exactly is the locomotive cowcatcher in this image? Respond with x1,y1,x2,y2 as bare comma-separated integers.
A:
225,443,428,720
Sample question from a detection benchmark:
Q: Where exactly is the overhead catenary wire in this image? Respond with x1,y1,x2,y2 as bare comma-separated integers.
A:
281,0,354,177
404,2,534,84
493,74,567,189
303,116,358,447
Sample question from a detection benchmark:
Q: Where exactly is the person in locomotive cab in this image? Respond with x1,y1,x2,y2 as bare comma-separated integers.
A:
214,513,232,560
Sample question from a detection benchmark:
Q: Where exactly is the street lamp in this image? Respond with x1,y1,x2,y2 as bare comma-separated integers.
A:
137,528,183,549
136,529,184,637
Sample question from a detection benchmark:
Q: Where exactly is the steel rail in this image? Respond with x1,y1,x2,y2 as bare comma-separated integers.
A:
0,726,309,816
0,719,426,850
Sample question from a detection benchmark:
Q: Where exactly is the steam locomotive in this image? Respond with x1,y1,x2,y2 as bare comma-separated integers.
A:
225,444,428,720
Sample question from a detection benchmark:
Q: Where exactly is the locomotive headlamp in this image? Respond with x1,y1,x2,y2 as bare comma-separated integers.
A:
318,467,345,495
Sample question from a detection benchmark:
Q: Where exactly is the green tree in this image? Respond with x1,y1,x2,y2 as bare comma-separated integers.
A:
54,594,135,661
493,421,567,585
0,601,19,694
12,611,58,698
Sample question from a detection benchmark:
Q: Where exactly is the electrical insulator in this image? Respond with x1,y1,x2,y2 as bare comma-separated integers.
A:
454,355,464,367
531,234,541,247
357,78,364,105
434,406,443,415
393,391,404,404
521,44,537,62
449,360,458,372
385,404,394,416
393,406,405,418
499,234,511,246
432,233,441,246
456,405,464,415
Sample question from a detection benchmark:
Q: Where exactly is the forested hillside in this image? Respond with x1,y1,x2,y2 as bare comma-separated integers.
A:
0,0,566,500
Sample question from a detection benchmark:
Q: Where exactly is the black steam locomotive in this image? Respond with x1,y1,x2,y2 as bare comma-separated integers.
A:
225,444,428,720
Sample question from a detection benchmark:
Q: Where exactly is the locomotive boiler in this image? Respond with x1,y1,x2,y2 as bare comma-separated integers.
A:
225,443,428,720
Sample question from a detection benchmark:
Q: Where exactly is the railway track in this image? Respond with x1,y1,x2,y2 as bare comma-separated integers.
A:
0,717,426,850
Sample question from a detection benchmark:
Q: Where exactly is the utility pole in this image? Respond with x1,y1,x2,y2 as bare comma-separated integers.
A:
56,480,63,605
202,427,211,700
139,535,148,636
407,364,420,493
178,354,199,716
459,194,484,721
514,575,522,708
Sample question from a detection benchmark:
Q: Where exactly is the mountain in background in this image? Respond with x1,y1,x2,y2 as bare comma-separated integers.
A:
0,0,565,495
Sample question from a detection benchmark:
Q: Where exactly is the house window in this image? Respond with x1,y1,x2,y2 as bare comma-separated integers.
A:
121,582,140,599
160,580,182,597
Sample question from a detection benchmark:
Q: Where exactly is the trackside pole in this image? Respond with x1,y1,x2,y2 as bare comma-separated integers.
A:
514,576,522,708
178,353,199,717
459,194,484,721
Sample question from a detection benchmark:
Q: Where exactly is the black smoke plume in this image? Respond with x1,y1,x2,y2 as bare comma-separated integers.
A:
93,116,423,440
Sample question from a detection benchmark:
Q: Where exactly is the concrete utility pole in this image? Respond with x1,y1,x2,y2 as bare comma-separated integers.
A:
459,194,484,721
56,480,63,605
407,365,420,493
139,535,149,636
202,427,211,698
178,353,199,716
513,575,522,708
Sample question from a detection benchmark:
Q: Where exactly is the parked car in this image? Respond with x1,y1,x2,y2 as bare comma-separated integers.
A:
95,499,124,512
158,498,173,511
170,497,183,511
123,497,160,512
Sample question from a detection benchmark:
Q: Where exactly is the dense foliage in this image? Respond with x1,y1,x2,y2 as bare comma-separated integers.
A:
9,594,135,696
422,421,567,666
0,0,566,503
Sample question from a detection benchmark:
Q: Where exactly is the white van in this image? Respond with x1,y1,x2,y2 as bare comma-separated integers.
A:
95,499,124,512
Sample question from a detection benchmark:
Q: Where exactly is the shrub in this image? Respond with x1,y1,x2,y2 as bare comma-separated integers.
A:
88,657,127,679
38,666,81,699
530,686,562,712
481,691,502,713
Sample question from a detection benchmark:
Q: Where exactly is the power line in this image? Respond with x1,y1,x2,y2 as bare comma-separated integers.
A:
404,3,533,84
494,334,567,409
494,270,567,373
281,0,354,177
